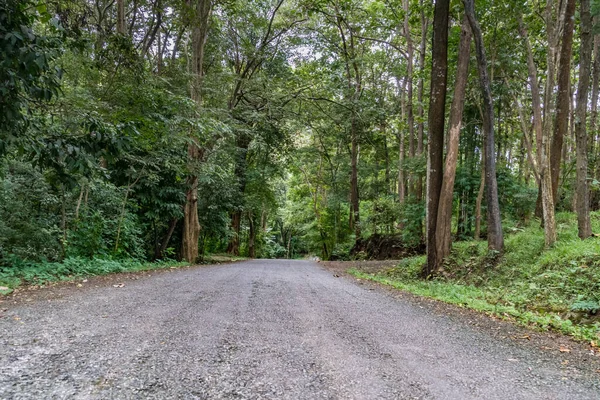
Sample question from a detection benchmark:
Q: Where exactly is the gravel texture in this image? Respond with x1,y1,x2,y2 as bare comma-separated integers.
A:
1,259,599,399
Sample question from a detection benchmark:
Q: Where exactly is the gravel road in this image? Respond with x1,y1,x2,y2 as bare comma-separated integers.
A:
1,259,599,399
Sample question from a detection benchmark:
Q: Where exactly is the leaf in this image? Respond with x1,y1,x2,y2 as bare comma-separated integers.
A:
559,345,571,353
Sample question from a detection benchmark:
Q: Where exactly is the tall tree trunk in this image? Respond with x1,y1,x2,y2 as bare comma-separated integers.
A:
416,2,428,201
539,0,560,247
518,12,557,246
592,29,600,204
404,0,415,195
575,0,593,239
423,0,450,277
474,145,485,240
350,122,361,238
435,16,471,269
550,0,576,206
182,0,212,263
464,0,504,252
398,129,406,203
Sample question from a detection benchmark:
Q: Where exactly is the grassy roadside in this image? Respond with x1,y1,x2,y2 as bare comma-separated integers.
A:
348,211,600,343
0,253,248,295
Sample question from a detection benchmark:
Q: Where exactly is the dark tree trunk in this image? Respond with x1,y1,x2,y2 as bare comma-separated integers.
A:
575,0,593,239
155,218,178,260
464,0,504,252
435,16,471,269
550,0,576,206
423,0,450,277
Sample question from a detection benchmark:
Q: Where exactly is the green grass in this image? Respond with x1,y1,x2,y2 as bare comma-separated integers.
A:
0,257,190,294
349,211,600,342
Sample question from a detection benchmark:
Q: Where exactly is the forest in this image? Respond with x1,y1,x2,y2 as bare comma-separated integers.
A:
1,0,600,336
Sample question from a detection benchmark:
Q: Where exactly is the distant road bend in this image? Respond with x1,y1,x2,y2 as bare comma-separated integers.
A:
1,259,599,399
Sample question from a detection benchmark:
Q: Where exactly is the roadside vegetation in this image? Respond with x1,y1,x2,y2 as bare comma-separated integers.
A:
350,212,600,342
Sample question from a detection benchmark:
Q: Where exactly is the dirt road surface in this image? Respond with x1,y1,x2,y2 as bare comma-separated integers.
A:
1,259,599,399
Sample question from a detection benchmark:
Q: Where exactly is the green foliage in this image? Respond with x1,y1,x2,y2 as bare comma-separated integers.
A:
0,0,63,150
0,161,62,262
0,257,187,290
398,198,425,248
349,212,600,342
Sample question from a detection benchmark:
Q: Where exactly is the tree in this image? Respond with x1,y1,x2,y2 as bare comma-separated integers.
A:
182,0,212,263
464,0,503,252
574,0,593,239
423,0,450,277
435,16,471,270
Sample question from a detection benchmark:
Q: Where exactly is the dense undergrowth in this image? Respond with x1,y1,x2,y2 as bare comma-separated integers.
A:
349,211,600,342
0,257,189,294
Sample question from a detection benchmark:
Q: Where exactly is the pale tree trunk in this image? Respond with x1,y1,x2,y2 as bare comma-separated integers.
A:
592,28,600,193
350,122,361,238
539,0,559,247
575,0,593,239
416,2,428,202
474,145,485,240
398,129,406,203
404,0,415,195
423,0,450,277
182,0,212,263
518,12,557,247
550,0,576,205
434,16,471,269
117,0,126,34
398,77,407,204
464,0,504,252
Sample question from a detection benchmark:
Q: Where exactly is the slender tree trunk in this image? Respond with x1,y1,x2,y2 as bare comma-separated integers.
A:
350,122,361,238
575,0,593,239
248,212,256,258
591,29,600,204
464,0,504,252
404,0,415,195
423,0,450,277
398,129,406,203
435,16,471,269
416,3,428,202
182,0,212,263
474,145,485,240
550,0,576,206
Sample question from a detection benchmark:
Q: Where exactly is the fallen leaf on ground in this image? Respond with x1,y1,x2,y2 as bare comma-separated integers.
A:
112,283,125,288
0,286,9,291
559,345,571,353
518,335,530,340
